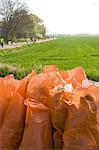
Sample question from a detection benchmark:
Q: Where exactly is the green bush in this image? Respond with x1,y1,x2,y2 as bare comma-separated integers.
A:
32,64,43,74
0,63,43,79
0,64,30,79
0,63,99,81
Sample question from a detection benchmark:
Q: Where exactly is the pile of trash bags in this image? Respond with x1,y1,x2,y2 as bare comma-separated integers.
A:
0,65,99,150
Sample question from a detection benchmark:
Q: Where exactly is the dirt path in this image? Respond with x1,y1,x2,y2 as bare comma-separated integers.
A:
0,38,54,49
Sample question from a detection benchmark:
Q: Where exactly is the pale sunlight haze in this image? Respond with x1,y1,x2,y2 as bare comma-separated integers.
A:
22,0,99,34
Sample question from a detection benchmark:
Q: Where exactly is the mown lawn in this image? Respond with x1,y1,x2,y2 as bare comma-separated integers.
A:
0,36,99,80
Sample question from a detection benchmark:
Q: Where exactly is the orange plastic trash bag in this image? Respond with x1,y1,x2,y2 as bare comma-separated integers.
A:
72,85,99,145
26,72,52,100
88,85,99,103
4,74,14,79
59,67,86,90
63,97,98,150
49,90,73,149
0,74,26,127
91,86,99,136
68,66,87,87
74,85,99,127
4,74,20,90
0,92,26,149
59,71,69,82
63,128,98,150
26,70,65,106
53,130,63,149
0,78,10,127
19,99,53,150
43,64,59,73
16,70,36,98
84,95,99,144
49,92,69,131
0,76,19,127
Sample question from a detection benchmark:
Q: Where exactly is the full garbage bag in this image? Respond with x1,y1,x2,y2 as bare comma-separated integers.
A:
0,92,26,149
43,64,59,73
26,69,66,106
0,76,20,127
0,71,33,127
49,92,69,131
74,85,99,128
68,66,87,85
16,70,36,98
19,99,53,150
53,130,63,150
59,67,87,90
49,89,72,148
63,97,98,150
0,65,98,150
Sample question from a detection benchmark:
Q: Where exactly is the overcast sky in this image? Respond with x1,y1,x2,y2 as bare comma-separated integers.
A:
22,0,99,34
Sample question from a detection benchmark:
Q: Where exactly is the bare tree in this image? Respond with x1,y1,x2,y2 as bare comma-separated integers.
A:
0,0,46,43
0,0,25,22
0,0,30,43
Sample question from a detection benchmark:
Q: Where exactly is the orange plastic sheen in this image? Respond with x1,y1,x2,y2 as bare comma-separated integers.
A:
26,71,65,106
43,64,59,73
68,66,87,83
16,70,36,98
0,77,20,127
49,92,69,131
0,65,98,149
63,97,98,150
53,130,63,149
19,99,53,150
0,92,26,149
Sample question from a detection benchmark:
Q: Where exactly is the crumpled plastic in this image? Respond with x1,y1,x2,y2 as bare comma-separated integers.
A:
0,92,26,149
16,70,36,98
63,97,98,150
0,65,99,150
18,99,53,150
26,68,67,106
0,76,20,127
53,130,63,149
0,71,36,127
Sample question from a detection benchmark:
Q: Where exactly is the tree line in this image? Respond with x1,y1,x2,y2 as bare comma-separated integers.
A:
0,0,46,43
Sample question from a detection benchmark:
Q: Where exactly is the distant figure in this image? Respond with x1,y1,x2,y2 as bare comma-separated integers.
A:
30,37,33,42
0,38,4,48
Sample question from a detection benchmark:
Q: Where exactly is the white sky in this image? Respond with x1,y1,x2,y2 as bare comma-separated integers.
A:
22,0,99,34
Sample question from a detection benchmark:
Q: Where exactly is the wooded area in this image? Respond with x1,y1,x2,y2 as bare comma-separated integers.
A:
0,0,46,43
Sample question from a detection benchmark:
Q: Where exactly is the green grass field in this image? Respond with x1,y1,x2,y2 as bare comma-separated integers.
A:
0,36,99,80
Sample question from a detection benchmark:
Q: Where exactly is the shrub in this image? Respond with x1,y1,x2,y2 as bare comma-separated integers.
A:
32,64,43,74
0,63,43,79
0,64,30,79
